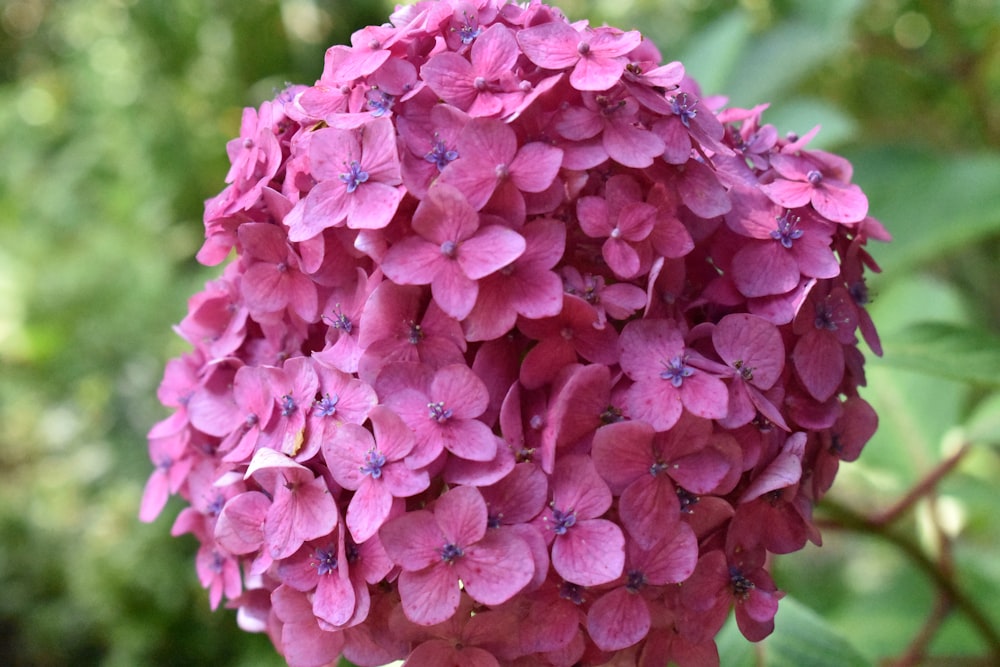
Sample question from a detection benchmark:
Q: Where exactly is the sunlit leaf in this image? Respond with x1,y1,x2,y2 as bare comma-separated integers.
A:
885,322,1000,387
717,596,870,667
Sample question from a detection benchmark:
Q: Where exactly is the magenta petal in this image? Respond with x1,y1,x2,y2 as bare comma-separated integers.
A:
439,419,498,462
731,241,800,298
458,531,533,605
679,372,729,420
624,380,682,432
587,587,651,651
431,263,479,320
713,313,785,388
313,568,356,627
381,236,442,286
510,142,564,193
266,476,339,559
459,226,526,279
793,330,845,401
591,420,656,492
812,181,868,223
552,519,625,586
215,491,270,555
760,178,812,209
434,484,488,547
517,22,582,69
346,480,393,544
619,475,680,548
398,564,461,626
347,181,403,230
379,510,443,571
420,53,476,108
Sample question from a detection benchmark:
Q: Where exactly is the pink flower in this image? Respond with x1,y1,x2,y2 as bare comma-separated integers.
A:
381,183,526,320
379,485,534,625
761,151,869,223
539,454,625,586
243,448,340,560
437,117,563,211
382,363,500,468
517,22,641,91
619,319,729,431
288,117,403,241
421,23,522,117
324,406,430,543
150,1,888,661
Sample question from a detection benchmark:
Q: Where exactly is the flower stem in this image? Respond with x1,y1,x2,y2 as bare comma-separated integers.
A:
820,497,1000,663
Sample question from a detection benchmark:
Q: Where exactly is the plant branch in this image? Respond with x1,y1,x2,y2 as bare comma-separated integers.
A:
820,497,1000,663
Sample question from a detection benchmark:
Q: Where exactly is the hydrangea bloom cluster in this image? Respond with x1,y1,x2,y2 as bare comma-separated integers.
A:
142,1,889,665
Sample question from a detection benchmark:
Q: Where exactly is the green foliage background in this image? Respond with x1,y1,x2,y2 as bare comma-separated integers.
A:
1,1,998,665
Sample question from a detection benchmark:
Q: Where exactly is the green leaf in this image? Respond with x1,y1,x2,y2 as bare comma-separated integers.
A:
847,147,1000,275
717,596,870,667
963,392,1000,446
885,322,1000,386
679,11,752,98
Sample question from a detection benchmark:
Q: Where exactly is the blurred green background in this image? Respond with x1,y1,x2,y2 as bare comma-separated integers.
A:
1,0,999,665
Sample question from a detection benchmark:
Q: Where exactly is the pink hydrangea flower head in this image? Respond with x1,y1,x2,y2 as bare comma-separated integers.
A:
146,0,887,662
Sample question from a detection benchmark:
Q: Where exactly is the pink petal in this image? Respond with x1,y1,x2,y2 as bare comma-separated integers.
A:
379,510,445,571
313,567,356,627
624,380,683,432
591,420,656,493
793,330,845,401
381,235,443,285
552,519,625,586
619,475,680,548
812,181,868,223
459,226,526,279
760,178,812,209
439,419,499,462
215,491,270,555
587,587,651,651
266,475,339,559
713,313,785,388
509,142,564,193
472,23,520,80
431,262,479,320
346,480,393,543
458,530,534,605
570,54,627,91
730,241,801,298
398,564,461,626
516,22,582,70
346,181,403,229
420,53,477,109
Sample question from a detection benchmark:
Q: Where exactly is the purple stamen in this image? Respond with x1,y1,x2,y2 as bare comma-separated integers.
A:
770,211,804,249
360,448,386,479
340,160,369,193
314,393,339,417
660,355,694,387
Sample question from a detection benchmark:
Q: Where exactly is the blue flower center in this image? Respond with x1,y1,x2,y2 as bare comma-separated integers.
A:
360,448,386,479
660,355,694,387
366,87,394,117
440,542,464,563
669,93,698,128
280,394,297,417
340,160,370,193
550,507,577,535
626,570,647,593
314,392,339,417
729,567,755,600
313,547,338,576
457,13,482,44
425,137,459,172
677,487,700,513
427,401,453,423
770,211,804,249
